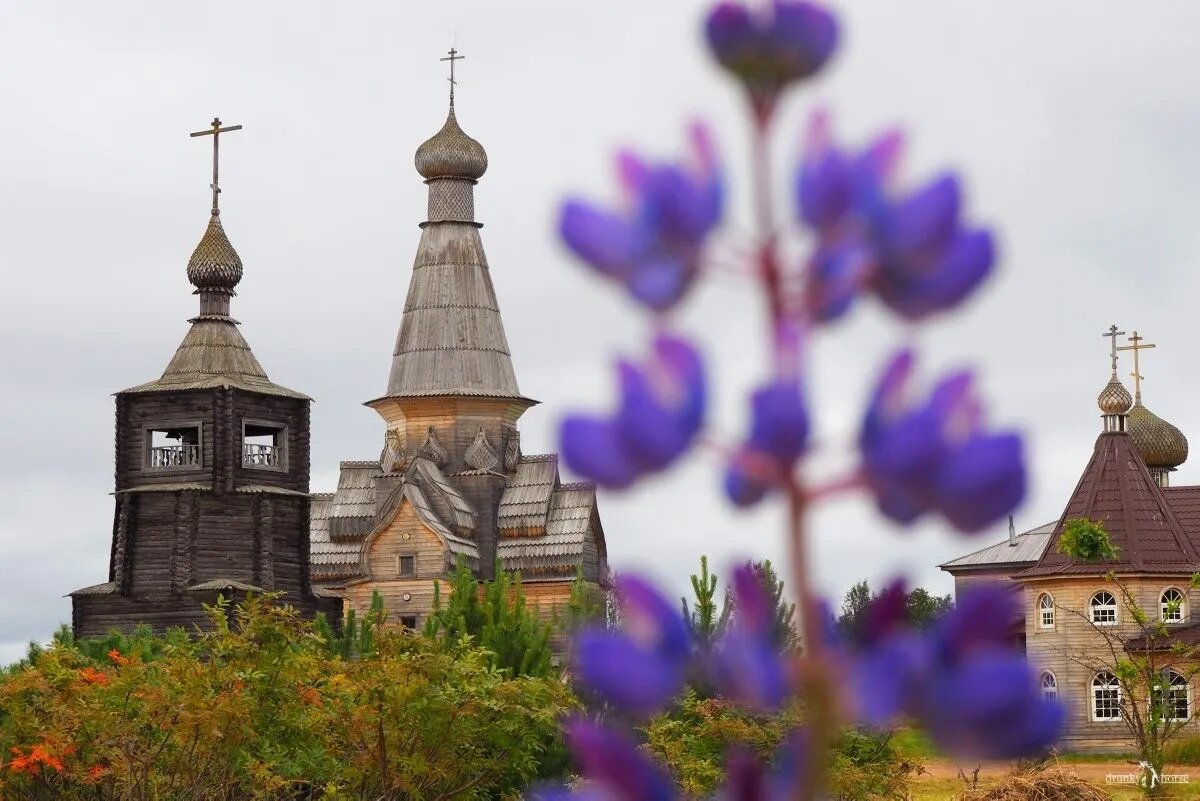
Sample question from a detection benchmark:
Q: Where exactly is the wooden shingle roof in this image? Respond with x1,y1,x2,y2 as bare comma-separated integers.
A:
1019,432,1200,578
377,220,531,402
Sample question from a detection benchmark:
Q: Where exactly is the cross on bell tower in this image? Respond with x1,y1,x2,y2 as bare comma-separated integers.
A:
189,117,243,215
441,47,465,109
1117,330,1157,403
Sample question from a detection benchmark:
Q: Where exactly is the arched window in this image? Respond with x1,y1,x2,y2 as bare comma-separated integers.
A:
1038,593,1055,628
1040,671,1058,701
1090,591,1118,626
1153,670,1190,722
1092,672,1122,721
1161,588,1186,623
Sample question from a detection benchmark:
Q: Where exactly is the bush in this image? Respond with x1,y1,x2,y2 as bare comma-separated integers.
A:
643,691,922,800
1163,735,1200,766
0,595,576,799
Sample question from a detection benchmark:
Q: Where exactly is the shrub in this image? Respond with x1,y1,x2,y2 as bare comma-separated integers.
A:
1163,735,1200,766
0,595,575,799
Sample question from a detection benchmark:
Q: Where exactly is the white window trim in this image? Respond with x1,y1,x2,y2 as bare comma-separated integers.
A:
1157,669,1191,722
1090,590,1119,627
1040,670,1058,702
1161,588,1186,624
1037,593,1055,629
1091,672,1123,722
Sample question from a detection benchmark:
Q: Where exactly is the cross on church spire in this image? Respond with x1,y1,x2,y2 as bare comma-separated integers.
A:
440,47,465,108
1117,330,1156,403
189,117,243,215
1102,324,1126,375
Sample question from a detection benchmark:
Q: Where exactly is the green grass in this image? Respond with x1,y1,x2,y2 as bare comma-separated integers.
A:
892,727,940,760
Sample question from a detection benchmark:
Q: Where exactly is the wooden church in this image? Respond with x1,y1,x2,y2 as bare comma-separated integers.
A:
308,64,608,630
942,328,1200,751
70,120,340,636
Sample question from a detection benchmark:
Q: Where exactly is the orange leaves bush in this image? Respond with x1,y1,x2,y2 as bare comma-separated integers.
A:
0,595,574,799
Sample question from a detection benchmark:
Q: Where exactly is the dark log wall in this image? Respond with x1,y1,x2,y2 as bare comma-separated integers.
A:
77,385,332,639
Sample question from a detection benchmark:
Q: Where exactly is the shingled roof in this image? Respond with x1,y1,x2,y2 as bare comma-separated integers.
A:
1019,432,1200,578
310,492,362,582
498,482,602,578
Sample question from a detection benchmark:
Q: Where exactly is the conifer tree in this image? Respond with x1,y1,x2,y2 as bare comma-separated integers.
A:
681,555,728,646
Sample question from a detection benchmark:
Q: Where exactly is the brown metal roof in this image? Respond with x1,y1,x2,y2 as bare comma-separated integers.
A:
1019,432,1200,578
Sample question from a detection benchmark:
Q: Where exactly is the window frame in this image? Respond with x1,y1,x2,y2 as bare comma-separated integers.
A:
241,418,288,472
1153,669,1191,722
1091,671,1123,722
1040,670,1058,702
143,421,204,472
395,554,416,579
1161,588,1186,624
399,615,419,630
1090,590,1118,626
1037,592,1055,629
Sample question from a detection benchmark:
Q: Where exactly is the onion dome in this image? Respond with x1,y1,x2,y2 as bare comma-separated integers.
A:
414,108,488,181
1127,402,1188,469
186,213,243,291
1097,375,1133,416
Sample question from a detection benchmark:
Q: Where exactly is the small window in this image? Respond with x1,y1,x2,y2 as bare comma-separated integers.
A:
1038,593,1055,629
147,425,201,469
1090,591,1118,626
243,421,286,470
1161,588,1186,623
1153,670,1190,722
399,615,418,630
1040,671,1058,702
397,555,415,578
1092,672,1122,721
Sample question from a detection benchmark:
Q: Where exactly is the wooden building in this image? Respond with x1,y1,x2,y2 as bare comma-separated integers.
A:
309,89,608,629
70,126,339,636
942,331,1200,752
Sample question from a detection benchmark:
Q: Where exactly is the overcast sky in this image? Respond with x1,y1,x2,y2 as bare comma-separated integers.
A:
2,1,1199,663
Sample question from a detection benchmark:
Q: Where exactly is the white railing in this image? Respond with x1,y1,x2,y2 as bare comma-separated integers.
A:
243,443,280,468
149,444,200,469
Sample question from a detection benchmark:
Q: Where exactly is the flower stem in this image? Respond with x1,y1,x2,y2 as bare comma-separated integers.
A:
751,106,832,801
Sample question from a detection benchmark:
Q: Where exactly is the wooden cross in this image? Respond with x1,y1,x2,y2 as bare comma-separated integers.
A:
189,117,242,214
440,47,465,107
1101,324,1126,374
1117,330,1156,402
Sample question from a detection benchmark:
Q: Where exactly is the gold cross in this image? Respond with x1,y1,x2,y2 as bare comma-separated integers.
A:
440,47,465,107
189,117,242,215
1117,330,1156,402
1101,324,1126,375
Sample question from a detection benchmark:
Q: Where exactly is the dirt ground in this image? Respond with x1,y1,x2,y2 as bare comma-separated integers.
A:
911,758,1200,799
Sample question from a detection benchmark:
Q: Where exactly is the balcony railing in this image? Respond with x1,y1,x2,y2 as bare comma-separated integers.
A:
149,444,200,469
243,443,281,468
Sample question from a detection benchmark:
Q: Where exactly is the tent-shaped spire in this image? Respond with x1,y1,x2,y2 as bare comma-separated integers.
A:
376,79,531,403
1019,431,1200,577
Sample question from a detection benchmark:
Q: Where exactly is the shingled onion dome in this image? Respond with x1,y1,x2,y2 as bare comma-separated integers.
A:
186,212,243,317
1127,401,1188,486
1097,375,1133,432
414,107,488,181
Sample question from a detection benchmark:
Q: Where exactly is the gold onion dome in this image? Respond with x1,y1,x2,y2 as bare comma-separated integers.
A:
1097,375,1133,416
414,107,488,181
186,213,243,291
1127,402,1188,469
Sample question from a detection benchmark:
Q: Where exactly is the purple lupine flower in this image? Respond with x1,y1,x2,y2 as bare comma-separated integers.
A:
562,335,707,489
715,733,808,800
710,565,791,709
559,123,722,311
574,576,692,714
723,378,810,506
848,583,1063,759
705,1,839,118
533,719,677,801
858,350,1026,533
795,112,996,322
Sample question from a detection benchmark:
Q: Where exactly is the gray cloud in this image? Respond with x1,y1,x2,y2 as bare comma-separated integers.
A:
3,1,1200,660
